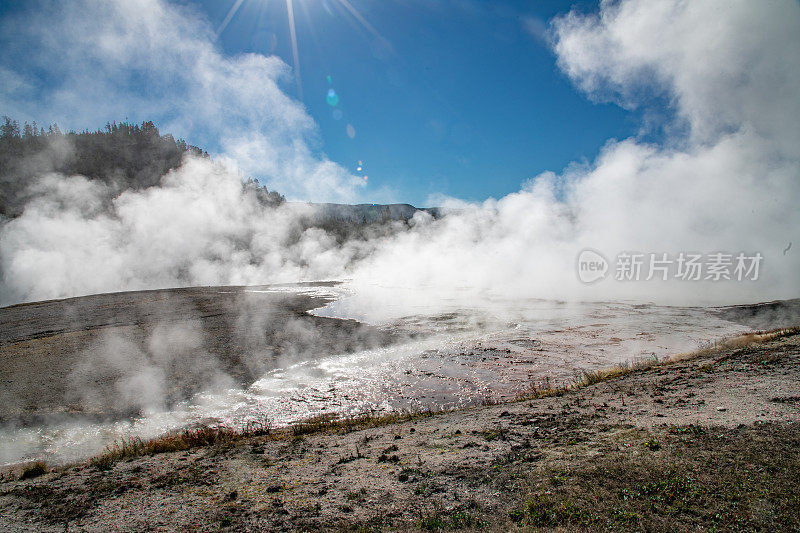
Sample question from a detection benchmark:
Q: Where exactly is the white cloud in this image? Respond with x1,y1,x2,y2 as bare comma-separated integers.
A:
351,0,800,307
1,0,798,308
0,0,363,202
552,0,800,155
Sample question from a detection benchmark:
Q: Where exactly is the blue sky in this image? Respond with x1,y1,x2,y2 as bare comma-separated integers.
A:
201,0,637,205
0,0,644,206
1,0,798,304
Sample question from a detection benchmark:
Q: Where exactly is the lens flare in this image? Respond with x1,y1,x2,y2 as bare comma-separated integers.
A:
215,0,393,103
337,0,393,55
215,0,245,37
285,0,303,100
326,88,339,106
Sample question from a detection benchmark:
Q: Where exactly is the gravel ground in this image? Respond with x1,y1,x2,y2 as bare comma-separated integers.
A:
2,330,798,531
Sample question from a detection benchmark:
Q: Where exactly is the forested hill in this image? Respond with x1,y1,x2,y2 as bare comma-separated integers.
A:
0,117,283,217
0,117,435,230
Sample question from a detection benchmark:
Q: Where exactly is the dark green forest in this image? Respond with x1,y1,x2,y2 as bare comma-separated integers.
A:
0,117,284,217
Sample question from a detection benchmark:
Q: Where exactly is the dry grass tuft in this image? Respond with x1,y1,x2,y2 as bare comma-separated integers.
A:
18,460,48,480
669,327,800,362
90,420,272,468
292,409,435,436
574,357,659,387
88,410,441,467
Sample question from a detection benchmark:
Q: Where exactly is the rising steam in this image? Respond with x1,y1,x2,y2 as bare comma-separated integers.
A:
1,0,799,308
350,0,800,306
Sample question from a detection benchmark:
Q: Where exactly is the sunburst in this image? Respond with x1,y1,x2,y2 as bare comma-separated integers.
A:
214,0,391,102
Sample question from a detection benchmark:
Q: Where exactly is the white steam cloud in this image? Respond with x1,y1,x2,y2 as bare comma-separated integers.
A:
351,0,800,306
0,0,363,202
0,159,369,305
1,0,799,307
70,320,237,416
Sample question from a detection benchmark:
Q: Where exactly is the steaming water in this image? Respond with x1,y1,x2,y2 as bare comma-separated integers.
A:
0,283,750,465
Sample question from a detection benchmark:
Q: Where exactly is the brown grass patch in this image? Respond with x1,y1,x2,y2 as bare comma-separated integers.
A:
669,326,800,362
90,421,272,468
18,460,48,480
88,410,439,468
291,409,435,436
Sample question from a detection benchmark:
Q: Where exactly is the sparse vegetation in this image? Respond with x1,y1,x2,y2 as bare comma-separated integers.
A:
644,437,661,450
508,423,800,531
87,411,439,467
482,429,503,441
18,461,48,480
89,421,271,467
4,330,799,531
419,509,485,530
345,488,368,501
575,356,659,387
509,493,590,527
290,409,435,437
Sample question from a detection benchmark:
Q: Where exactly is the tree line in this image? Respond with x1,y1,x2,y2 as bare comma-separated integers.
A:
0,117,284,217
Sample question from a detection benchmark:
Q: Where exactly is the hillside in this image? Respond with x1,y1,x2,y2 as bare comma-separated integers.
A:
306,202,441,224
0,117,282,217
0,117,436,226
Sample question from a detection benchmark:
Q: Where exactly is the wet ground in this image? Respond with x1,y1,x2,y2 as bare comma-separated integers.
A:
0,283,399,426
3,330,799,532
0,284,400,463
1,284,798,465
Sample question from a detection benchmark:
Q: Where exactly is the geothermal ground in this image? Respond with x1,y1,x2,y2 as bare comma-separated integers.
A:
0,284,395,426
4,284,796,465
1,325,799,531
0,284,401,464
0,287,799,531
